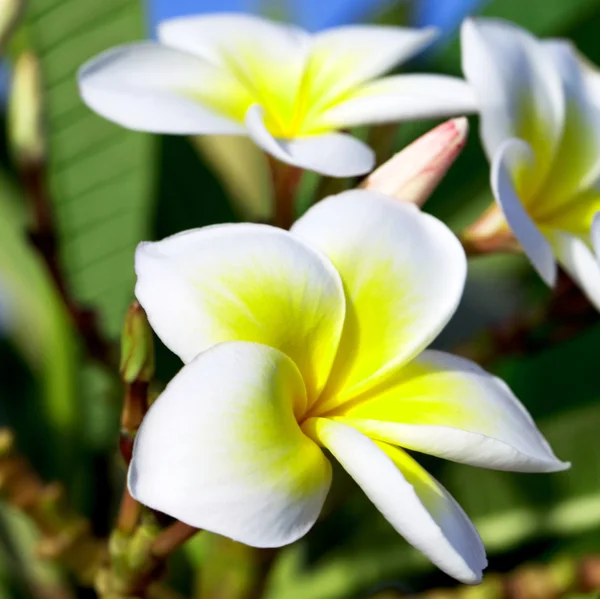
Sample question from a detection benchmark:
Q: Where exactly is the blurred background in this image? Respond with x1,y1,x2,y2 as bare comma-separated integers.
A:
1,0,600,598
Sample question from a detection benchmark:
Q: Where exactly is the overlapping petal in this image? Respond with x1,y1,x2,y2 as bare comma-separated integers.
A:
135,223,346,400
130,342,332,546
303,418,486,584
327,350,568,473
78,43,250,134
291,191,466,410
158,13,309,133
547,229,600,311
535,41,600,215
245,105,375,177
318,75,477,129
491,139,557,286
461,18,564,196
303,25,438,114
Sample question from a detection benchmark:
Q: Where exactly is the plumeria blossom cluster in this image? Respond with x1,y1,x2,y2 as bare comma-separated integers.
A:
76,11,595,585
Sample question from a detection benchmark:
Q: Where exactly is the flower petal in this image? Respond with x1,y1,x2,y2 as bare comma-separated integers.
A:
303,418,486,584
547,229,600,312
491,139,557,286
135,223,345,401
534,41,600,217
78,43,249,134
129,341,331,547
245,105,375,177
291,190,466,411
305,25,438,113
461,18,564,194
158,14,310,130
318,75,477,129
592,211,600,257
328,350,568,473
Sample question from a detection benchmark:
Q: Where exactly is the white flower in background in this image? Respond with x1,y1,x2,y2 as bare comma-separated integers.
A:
78,13,477,177
462,18,600,309
129,189,567,584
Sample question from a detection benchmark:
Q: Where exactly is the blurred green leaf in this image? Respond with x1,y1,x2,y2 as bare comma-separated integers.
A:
0,502,67,599
0,171,79,478
21,0,155,338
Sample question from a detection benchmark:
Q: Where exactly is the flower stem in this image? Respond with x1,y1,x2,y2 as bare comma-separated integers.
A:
151,521,200,559
268,156,303,230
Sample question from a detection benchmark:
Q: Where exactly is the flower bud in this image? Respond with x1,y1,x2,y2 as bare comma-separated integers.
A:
8,52,46,168
0,0,25,55
361,117,468,206
120,302,154,384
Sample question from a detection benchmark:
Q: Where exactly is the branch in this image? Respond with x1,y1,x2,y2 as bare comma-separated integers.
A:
21,161,116,368
455,271,598,367
0,429,107,586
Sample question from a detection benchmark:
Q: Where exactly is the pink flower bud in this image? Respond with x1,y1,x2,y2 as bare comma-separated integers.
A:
361,117,468,206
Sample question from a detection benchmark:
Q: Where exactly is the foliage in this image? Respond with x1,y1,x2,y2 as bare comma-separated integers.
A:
1,1,600,599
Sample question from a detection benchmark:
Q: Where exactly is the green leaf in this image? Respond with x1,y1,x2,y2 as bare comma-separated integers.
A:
22,0,155,337
0,171,79,478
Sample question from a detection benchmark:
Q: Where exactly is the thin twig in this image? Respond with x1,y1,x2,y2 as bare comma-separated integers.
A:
151,522,200,559
21,162,116,367
0,429,107,585
455,271,598,367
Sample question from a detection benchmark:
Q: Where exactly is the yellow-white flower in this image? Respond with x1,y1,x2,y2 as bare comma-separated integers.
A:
78,13,476,177
129,190,567,583
462,18,600,307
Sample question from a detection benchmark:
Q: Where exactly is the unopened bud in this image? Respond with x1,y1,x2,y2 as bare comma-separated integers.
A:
0,0,25,54
120,302,154,384
361,117,468,206
8,52,46,167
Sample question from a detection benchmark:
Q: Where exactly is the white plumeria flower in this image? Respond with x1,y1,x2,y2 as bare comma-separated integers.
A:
129,189,567,584
78,13,477,177
462,18,600,309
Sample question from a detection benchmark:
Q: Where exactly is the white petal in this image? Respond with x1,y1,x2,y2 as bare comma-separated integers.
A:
329,349,569,473
158,13,309,68
319,75,477,129
78,43,248,134
306,25,438,111
592,211,600,257
245,105,374,177
461,17,564,188
491,139,557,286
291,190,466,409
135,223,346,401
158,14,309,127
538,40,600,201
304,418,486,584
547,229,600,312
130,342,331,546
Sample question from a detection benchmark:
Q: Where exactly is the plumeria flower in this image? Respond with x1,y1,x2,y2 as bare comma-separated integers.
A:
462,18,600,309
129,189,567,583
78,13,477,177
